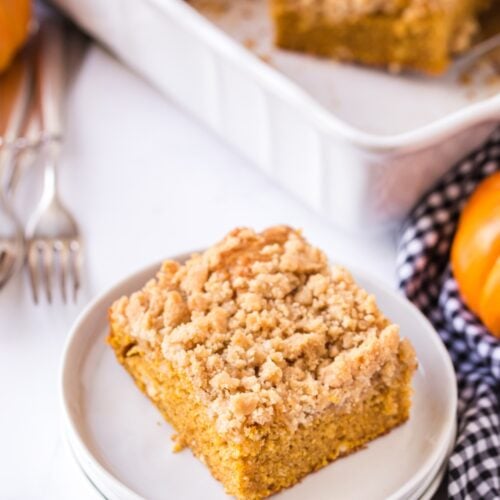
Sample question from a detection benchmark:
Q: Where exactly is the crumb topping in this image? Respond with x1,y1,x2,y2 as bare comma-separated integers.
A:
282,0,472,24
110,226,416,437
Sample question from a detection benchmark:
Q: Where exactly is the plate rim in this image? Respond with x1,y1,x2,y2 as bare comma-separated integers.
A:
60,254,458,500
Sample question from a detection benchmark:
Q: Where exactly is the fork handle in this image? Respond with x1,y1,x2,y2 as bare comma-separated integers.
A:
37,20,66,140
0,49,32,146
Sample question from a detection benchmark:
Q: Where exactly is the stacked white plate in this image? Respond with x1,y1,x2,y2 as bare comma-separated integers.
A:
61,257,458,500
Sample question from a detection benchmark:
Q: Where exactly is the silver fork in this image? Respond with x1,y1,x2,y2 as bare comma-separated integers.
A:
0,50,32,290
26,20,82,304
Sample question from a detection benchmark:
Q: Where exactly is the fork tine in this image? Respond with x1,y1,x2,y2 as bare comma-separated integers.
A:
27,242,40,304
69,240,81,302
0,250,14,289
57,240,68,304
0,250,7,281
41,241,53,304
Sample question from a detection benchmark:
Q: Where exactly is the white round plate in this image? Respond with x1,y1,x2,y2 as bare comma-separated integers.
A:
61,256,457,500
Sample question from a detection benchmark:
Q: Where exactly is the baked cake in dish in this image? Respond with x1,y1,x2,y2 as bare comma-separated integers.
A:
270,0,493,73
108,226,417,499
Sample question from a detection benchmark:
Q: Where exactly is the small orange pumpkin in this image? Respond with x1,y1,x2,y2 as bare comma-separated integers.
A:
0,0,31,73
451,172,500,338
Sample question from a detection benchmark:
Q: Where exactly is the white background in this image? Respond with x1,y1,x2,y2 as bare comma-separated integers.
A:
0,44,398,499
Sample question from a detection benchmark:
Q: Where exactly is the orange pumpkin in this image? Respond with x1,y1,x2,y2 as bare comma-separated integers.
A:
0,0,31,73
451,172,500,338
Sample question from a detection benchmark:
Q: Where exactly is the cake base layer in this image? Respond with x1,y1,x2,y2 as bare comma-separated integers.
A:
271,0,491,73
108,325,414,500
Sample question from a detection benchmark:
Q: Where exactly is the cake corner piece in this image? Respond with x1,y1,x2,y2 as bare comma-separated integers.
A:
269,0,493,74
108,226,417,499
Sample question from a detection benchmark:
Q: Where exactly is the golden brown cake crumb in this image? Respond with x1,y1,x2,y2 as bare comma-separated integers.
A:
171,433,187,452
109,226,417,499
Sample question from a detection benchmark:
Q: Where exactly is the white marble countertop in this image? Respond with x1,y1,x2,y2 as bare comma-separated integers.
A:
0,44,399,499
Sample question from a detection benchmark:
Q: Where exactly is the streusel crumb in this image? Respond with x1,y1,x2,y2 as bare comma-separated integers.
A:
110,226,416,437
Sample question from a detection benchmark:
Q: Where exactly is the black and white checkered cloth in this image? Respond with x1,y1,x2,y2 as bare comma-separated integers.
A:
396,127,500,499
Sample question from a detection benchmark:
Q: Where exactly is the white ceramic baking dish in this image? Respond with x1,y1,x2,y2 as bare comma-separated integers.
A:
53,0,500,232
